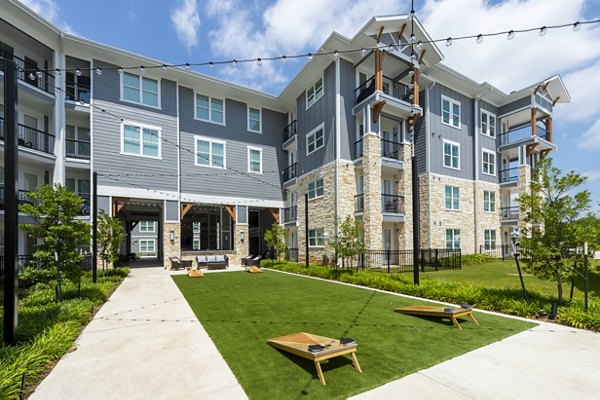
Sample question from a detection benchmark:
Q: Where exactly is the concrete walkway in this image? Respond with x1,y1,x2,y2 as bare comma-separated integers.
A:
30,265,600,399
30,265,247,400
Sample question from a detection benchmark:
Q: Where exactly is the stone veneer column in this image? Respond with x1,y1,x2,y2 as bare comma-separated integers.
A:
362,133,382,251
397,144,413,250
163,222,181,269
234,224,249,264
517,164,532,230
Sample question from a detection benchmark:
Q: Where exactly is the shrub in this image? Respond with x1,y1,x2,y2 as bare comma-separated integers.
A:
461,253,496,265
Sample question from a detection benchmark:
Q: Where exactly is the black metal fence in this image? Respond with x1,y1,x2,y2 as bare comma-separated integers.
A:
479,244,520,260
0,255,93,286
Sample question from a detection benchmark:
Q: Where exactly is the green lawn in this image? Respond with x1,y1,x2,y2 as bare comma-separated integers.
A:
421,260,600,300
173,270,533,400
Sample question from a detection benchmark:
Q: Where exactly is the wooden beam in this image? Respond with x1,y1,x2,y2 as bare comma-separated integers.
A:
545,116,553,143
181,202,193,218
399,24,407,44
526,143,539,157
225,206,236,222
374,50,384,92
552,96,561,106
531,108,537,137
413,68,420,105
269,208,280,224
376,26,385,43
540,149,552,159
419,49,426,65
372,100,386,123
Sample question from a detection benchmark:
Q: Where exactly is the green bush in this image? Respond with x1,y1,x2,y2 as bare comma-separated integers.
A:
267,263,600,332
461,253,496,265
0,268,128,399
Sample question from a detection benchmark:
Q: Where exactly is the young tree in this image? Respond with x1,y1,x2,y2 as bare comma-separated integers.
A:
327,216,365,268
264,223,288,264
518,158,595,304
20,184,90,299
97,209,127,270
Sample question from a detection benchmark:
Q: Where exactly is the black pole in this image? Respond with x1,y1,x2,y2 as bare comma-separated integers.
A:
92,171,98,283
305,193,309,268
3,58,19,345
584,251,589,312
412,155,420,285
514,254,528,301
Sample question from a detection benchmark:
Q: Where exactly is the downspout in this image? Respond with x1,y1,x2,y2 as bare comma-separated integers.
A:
425,80,436,248
335,57,341,245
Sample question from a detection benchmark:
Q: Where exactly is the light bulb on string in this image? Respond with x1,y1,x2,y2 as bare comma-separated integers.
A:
409,34,416,44
76,68,82,77
208,61,214,70
573,22,581,31
28,72,35,80
307,53,313,61
333,50,339,59
476,34,483,44
118,67,124,74
361,48,367,56
232,59,238,67
507,30,515,40
185,63,191,71
257,58,262,67
416,41,423,51
281,55,287,63
539,26,547,36
95,67,102,75
36,70,43,78
55,68,60,76
162,64,168,72
445,37,452,47
140,66,145,74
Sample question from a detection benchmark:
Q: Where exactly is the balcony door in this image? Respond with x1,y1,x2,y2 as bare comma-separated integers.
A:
382,179,394,212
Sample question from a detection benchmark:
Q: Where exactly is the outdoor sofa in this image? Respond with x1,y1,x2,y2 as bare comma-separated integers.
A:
196,255,229,270
169,257,193,270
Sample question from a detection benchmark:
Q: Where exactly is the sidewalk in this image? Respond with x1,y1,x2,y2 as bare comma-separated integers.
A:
30,264,247,400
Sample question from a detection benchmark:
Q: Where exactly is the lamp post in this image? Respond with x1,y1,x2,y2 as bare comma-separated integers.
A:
511,228,528,301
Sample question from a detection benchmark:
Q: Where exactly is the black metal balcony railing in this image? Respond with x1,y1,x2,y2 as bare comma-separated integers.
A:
0,186,35,210
65,81,91,103
66,138,91,159
381,139,403,159
355,76,411,105
0,117,55,154
283,163,297,182
0,54,55,95
500,206,520,220
499,167,519,183
382,194,404,213
283,119,297,142
283,206,297,223
355,194,364,212
499,124,547,146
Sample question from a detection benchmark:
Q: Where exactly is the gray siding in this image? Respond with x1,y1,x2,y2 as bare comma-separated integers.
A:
165,200,178,221
97,195,110,214
92,99,179,192
93,60,177,117
498,96,531,116
478,100,500,184
237,205,247,224
428,84,474,179
415,90,427,174
296,62,336,175
178,87,286,201
340,59,355,160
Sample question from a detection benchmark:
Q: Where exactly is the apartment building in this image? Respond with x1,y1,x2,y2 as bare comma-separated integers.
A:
0,1,569,266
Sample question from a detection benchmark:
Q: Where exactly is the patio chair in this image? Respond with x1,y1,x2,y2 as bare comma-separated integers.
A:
169,257,192,270
246,255,262,267
241,254,255,266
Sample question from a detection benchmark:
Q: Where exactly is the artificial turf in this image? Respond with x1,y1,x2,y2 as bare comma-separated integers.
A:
173,270,534,400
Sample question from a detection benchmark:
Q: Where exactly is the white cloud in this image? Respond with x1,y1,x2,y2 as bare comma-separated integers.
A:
583,170,600,182
18,0,58,23
170,0,201,52
578,119,600,150
555,60,600,123
420,0,600,92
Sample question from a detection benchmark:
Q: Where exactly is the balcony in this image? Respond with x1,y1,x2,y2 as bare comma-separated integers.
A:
354,194,405,216
500,206,519,221
499,124,547,146
283,163,297,183
0,54,55,95
499,167,519,184
282,119,297,147
354,138,404,167
355,77,411,105
66,138,91,159
283,206,297,223
0,187,34,210
0,117,55,155
65,81,91,103
355,194,364,212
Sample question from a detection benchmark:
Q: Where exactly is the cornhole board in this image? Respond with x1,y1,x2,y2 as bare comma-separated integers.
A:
187,269,204,278
267,332,362,385
246,266,263,273
394,305,479,331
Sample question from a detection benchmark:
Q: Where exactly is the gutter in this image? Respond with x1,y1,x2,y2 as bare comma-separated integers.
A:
425,80,436,248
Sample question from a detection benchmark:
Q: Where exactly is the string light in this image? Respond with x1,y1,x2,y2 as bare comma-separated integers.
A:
416,41,423,50
185,63,191,71
95,67,102,75
257,58,262,67
476,34,483,44
445,37,453,47
307,53,313,61
361,48,367,56
573,21,581,31
208,61,214,70
118,67,124,74
76,68,82,77
35,70,42,78
333,50,339,59
507,30,515,40
539,26,548,36
281,55,287,63
409,34,416,44
28,72,35,80
162,64,168,72
140,65,145,74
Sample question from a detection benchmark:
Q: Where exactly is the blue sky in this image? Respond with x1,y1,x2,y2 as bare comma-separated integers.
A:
20,0,600,211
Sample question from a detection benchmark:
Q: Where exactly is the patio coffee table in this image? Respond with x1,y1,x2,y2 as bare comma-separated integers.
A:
267,332,362,385
394,305,479,330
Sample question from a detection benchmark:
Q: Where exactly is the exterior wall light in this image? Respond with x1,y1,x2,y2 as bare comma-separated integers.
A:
169,231,175,242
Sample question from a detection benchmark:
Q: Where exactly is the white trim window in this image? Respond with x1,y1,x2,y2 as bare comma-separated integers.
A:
484,229,497,251
306,75,324,109
307,124,325,155
308,178,324,200
121,122,161,159
446,229,461,250
443,140,460,170
441,95,461,128
139,239,156,253
483,190,496,212
445,185,460,210
248,107,262,133
121,72,159,107
195,94,224,124
247,146,262,174
139,221,156,233
482,149,496,176
481,110,496,137
195,136,226,168
308,228,325,247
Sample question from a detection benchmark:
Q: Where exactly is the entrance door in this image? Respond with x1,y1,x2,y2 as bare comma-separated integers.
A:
383,229,392,262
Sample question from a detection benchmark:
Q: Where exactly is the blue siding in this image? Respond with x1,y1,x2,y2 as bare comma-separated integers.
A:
479,100,499,184
340,59,356,160
498,96,531,116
